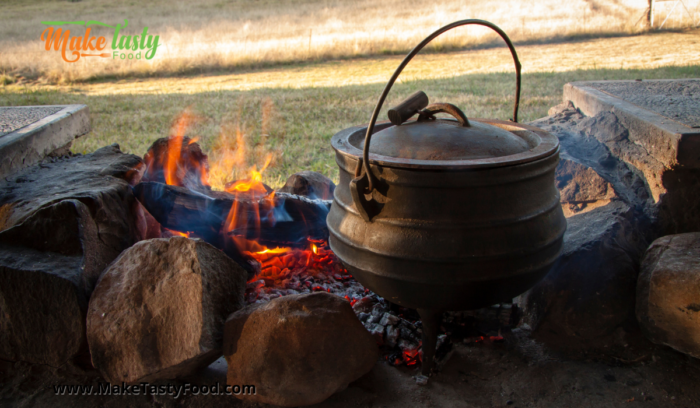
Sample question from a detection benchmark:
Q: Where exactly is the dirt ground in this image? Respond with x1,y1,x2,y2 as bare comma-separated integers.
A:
3,324,699,408
322,328,700,408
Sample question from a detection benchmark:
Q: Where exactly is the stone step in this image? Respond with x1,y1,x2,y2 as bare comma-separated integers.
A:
564,79,700,170
0,105,90,178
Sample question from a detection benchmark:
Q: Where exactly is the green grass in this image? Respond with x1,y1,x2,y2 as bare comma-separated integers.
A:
1,64,698,187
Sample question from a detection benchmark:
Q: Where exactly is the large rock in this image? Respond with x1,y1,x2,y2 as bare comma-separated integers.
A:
532,103,651,209
0,200,96,368
543,102,700,234
637,233,700,358
556,157,617,217
517,201,648,343
518,107,656,345
0,145,145,368
277,171,336,199
87,237,247,384
0,144,145,251
576,111,668,205
223,292,378,406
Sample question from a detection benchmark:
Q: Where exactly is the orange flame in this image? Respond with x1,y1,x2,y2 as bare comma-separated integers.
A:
157,109,209,188
165,112,191,186
159,106,285,265
256,247,291,255
224,154,273,195
151,105,348,307
223,151,276,251
164,228,190,238
198,159,209,186
206,126,248,191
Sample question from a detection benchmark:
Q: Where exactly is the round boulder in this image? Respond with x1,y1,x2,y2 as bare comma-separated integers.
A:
223,292,378,406
87,237,247,384
637,233,700,358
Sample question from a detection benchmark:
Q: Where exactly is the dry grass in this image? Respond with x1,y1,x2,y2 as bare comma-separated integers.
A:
2,31,698,187
1,0,699,83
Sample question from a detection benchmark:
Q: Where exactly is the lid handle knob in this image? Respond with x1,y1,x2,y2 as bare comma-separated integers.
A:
418,103,471,127
388,91,430,126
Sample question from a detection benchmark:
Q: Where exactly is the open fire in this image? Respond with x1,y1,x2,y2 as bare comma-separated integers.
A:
142,111,353,300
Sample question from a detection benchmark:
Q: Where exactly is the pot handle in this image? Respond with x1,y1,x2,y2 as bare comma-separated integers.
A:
351,19,521,222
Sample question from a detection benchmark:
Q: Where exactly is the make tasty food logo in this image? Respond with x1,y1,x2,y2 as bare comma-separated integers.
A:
40,19,159,63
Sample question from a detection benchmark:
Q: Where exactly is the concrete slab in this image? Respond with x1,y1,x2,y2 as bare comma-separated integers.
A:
564,79,700,169
0,105,90,179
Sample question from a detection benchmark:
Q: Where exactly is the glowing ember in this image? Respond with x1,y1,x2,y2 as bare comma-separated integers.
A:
403,348,422,367
255,247,291,256
244,239,352,303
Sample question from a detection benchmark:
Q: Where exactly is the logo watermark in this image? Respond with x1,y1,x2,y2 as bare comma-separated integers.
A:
53,382,255,398
40,19,159,62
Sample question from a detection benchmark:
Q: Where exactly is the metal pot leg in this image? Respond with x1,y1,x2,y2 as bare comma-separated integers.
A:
417,309,442,380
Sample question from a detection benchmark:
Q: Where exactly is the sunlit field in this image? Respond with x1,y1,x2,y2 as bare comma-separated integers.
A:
2,28,698,186
1,1,699,186
1,0,699,83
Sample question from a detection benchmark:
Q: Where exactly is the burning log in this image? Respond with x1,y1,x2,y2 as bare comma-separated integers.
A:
133,181,331,252
277,171,336,200
137,115,333,274
142,124,209,189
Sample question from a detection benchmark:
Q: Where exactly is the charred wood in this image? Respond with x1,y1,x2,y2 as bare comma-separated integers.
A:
133,181,331,267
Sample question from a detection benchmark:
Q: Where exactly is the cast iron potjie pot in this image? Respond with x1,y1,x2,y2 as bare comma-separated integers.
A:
327,20,566,378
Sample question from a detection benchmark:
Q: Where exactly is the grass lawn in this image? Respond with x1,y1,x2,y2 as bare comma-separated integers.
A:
1,32,699,188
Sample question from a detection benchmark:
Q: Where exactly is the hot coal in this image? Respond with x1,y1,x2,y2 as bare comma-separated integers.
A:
243,240,516,371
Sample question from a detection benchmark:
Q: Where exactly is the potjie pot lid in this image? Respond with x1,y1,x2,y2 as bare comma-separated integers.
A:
332,88,559,170
332,114,559,171
368,118,531,161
